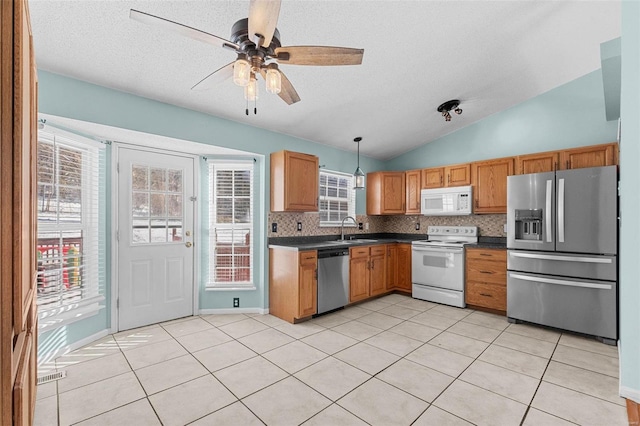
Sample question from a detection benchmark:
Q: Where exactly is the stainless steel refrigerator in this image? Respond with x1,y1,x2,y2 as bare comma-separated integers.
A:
506,165,618,343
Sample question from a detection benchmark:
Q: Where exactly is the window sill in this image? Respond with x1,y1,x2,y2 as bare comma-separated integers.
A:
38,296,105,332
205,286,257,292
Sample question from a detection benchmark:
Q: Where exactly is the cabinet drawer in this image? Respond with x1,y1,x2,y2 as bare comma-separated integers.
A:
466,260,507,284
466,249,506,262
370,245,386,256
466,281,506,311
350,246,369,259
299,251,317,265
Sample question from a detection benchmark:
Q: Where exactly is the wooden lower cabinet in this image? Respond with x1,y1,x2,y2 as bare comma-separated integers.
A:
269,249,317,323
465,248,507,313
384,243,411,293
369,246,387,296
349,245,388,302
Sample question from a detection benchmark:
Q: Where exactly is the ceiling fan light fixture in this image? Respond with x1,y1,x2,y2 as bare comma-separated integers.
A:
265,64,282,95
353,137,365,190
244,75,258,101
233,56,251,86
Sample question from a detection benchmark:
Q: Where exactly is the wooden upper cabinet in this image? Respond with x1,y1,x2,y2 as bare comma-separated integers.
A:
516,151,559,174
421,167,444,189
445,163,472,187
559,143,617,170
270,150,319,212
471,157,514,214
366,172,406,215
405,169,421,214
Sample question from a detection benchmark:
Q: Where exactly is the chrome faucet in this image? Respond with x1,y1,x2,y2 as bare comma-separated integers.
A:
341,216,357,241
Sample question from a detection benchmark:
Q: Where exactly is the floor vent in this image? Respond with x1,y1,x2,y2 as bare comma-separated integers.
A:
37,371,66,385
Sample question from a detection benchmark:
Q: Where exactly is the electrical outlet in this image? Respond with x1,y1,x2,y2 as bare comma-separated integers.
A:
415,222,421,230
358,222,363,230
504,223,508,233
233,298,239,308
297,222,302,231
365,223,369,231
271,223,277,233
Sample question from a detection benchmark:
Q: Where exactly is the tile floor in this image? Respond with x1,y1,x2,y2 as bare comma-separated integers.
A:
34,294,627,426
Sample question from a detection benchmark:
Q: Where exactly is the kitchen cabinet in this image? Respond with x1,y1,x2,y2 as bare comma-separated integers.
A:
366,172,406,215
559,143,617,170
516,151,559,174
421,164,470,189
471,157,514,214
270,150,319,212
386,244,398,290
349,245,387,302
369,246,387,296
405,169,422,214
465,248,507,313
269,249,317,322
385,243,411,293
421,167,444,189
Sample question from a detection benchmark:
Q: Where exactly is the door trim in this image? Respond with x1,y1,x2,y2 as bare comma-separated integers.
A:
110,143,201,333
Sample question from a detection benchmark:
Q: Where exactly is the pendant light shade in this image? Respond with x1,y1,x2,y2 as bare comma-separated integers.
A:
233,55,251,87
244,74,258,101
353,137,365,190
265,64,282,94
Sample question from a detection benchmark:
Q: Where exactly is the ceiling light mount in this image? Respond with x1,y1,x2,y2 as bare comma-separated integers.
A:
353,137,365,190
437,99,463,122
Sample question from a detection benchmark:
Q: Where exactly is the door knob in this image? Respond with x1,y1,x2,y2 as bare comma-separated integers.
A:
185,242,193,248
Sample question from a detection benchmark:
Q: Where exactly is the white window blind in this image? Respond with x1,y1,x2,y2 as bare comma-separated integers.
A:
319,170,356,226
36,130,106,317
208,160,254,288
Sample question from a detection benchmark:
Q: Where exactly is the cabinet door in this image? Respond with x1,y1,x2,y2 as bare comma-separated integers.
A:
421,167,444,189
472,158,514,214
516,152,559,174
386,244,398,290
405,170,421,214
349,257,370,302
298,257,317,318
396,244,412,291
445,164,471,187
286,151,319,211
369,254,387,296
382,172,406,214
559,143,617,170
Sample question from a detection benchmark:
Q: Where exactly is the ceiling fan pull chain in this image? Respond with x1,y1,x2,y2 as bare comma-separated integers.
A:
246,97,249,116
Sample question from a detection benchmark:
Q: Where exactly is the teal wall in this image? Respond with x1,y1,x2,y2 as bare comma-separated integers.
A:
386,69,618,171
619,0,640,402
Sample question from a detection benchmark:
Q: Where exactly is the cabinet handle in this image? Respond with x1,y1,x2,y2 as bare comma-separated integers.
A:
554,162,558,171
566,160,569,169
475,200,478,208
480,270,494,274
440,175,443,185
448,174,450,184
479,293,493,298
371,260,375,270
480,253,492,257
315,269,318,280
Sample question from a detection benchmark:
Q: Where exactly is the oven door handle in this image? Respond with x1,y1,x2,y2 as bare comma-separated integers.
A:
412,246,464,254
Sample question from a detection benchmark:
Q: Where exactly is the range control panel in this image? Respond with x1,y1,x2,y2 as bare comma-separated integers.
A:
427,226,478,237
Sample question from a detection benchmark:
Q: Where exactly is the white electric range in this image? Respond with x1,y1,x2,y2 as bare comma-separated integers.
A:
411,226,478,308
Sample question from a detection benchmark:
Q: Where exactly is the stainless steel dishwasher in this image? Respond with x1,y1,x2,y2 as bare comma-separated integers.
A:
317,248,349,315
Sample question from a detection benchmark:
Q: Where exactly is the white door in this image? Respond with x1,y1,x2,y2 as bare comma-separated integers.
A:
117,147,195,331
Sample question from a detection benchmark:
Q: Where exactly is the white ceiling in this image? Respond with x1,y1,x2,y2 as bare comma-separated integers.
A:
29,1,621,160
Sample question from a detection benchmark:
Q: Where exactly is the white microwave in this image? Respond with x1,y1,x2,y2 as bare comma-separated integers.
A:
420,185,473,216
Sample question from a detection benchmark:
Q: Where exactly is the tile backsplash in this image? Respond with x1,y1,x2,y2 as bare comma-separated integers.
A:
268,212,506,238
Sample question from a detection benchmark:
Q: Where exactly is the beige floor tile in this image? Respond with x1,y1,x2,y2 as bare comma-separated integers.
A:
543,361,625,406
413,406,472,426
214,356,288,398
135,354,208,394
262,340,328,374
377,293,411,304
243,377,331,426
552,344,619,377
428,304,473,321
303,404,368,426
447,321,502,343
388,321,441,343
251,313,290,327
190,401,263,426
409,311,459,330
33,395,57,426
55,335,121,368
429,331,489,358
406,343,474,378
200,313,248,327
332,320,384,340
531,381,627,425
149,375,237,426
274,321,326,339
174,327,233,353
122,338,188,370
340,305,373,319
161,317,213,338
364,330,423,357
377,304,421,320
58,352,131,394
114,325,172,350
310,311,351,328
377,359,454,403
338,378,428,425
461,311,509,330
357,298,394,311
478,344,549,379
36,382,56,400
217,318,269,339
522,408,575,426
75,398,160,426
58,372,145,425
356,312,404,330
237,327,295,354
395,297,437,312
493,331,556,358
301,329,358,354
158,315,195,326
295,357,370,401
558,333,618,357
334,342,400,375
192,340,257,372
506,323,561,343
434,380,527,426
460,360,540,404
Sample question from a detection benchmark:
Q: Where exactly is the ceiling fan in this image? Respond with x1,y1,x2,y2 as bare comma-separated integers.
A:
130,0,364,110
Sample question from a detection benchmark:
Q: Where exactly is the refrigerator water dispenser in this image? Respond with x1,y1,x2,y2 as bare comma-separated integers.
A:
515,209,543,241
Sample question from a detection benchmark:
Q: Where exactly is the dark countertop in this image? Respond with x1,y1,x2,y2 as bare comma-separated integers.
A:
268,233,426,251
465,236,507,249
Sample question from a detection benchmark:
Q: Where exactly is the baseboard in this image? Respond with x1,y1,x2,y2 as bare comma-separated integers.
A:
37,329,109,371
621,386,640,404
199,308,269,315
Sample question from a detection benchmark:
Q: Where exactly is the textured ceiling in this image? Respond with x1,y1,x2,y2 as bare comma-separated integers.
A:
29,1,621,160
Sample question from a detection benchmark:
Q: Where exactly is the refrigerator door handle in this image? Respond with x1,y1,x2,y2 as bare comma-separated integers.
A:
509,272,612,290
509,251,613,264
558,178,565,242
545,179,553,243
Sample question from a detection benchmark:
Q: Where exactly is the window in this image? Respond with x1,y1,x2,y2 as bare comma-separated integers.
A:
208,160,254,288
36,129,105,324
319,170,356,226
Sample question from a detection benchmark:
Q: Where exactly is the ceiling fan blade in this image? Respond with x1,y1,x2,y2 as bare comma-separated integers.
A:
275,46,364,66
130,9,239,51
260,68,300,105
191,62,235,91
248,0,281,48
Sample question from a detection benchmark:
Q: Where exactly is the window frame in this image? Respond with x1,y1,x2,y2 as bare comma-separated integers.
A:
318,169,357,227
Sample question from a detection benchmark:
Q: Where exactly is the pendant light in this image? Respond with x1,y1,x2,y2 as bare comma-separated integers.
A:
265,63,282,94
353,137,365,190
